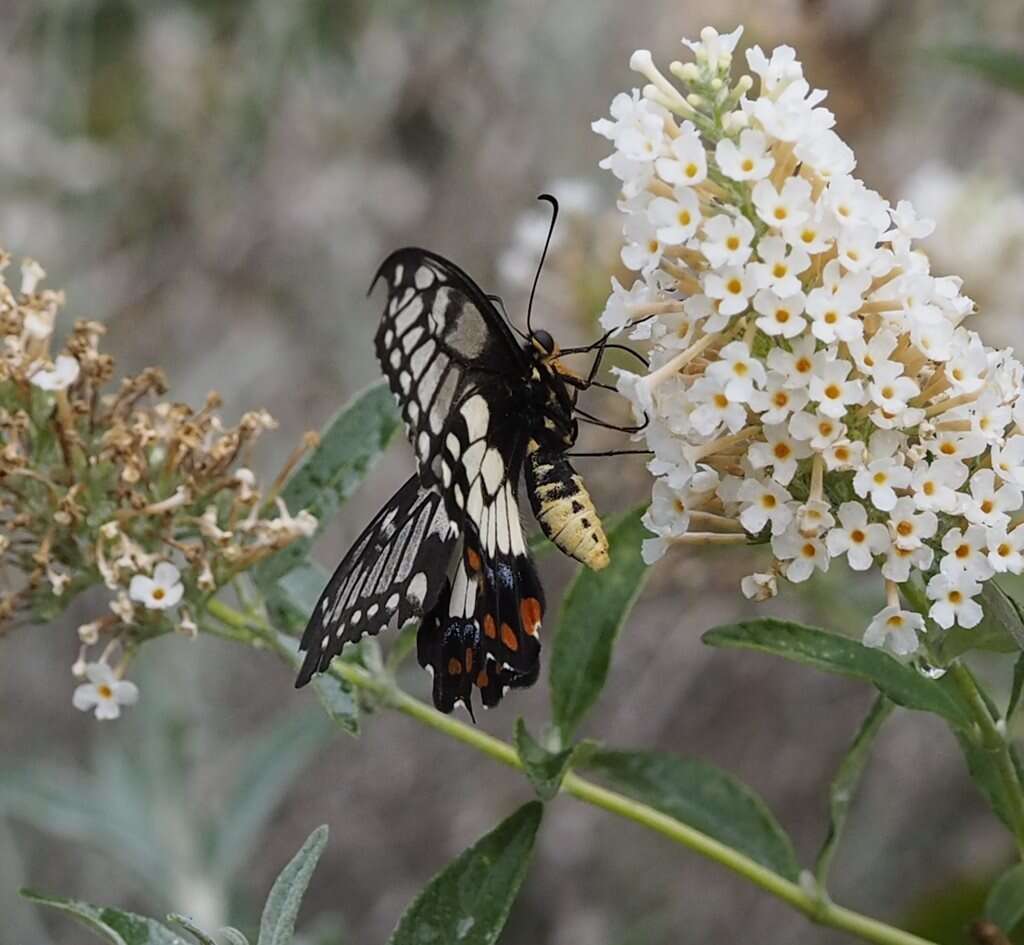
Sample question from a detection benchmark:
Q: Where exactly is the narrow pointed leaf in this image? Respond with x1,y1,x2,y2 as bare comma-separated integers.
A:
266,561,332,636
703,619,972,729
218,929,251,945
550,506,649,741
1009,653,1024,720
212,711,334,879
986,863,1024,932
815,695,893,886
257,380,401,583
268,565,361,735
167,915,217,945
20,890,187,945
928,45,1024,95
955,733,1022,831
258,825,329,945
388,802,543,945
514,719,590,801
581,749,800,880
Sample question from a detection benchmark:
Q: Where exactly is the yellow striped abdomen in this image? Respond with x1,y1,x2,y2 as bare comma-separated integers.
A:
525,439,609,571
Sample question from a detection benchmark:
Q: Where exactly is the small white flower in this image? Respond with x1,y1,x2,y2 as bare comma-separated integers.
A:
993,435,1024,488
708,340,766,402
656,125,707,186
826,502,889,570
788,410,844,450
21,258,46,295
748,423,812,486
749,372,808,423
129,561,185,610
649,187,702,243
808,357,863,419
988,525,1024,575
907,458,966,513
715,129,774,181
927,571,984,629
796,498,835,537
752,176,813,230
887,497,937,550
806,285,863,344
963,468,1023,528
940,526,995,582
853,456,911,512
30,355,80,392
737,476,794,535
704,265,758,317
753,289,807,339
766,334,817,388
772,526,829,583
749,236,810,297
689,375,748,435
881,542,933,583
863,606,924,656
72,663,139,720
741,571,779,601
700,214,756,268
822,438,864,471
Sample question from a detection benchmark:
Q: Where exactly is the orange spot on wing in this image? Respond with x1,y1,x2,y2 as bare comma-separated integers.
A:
476,670,489,689
465,546,482,572
483,614,497,638
501,623,519,652
447,657,462,675
520,597,542,636
464,647,474,672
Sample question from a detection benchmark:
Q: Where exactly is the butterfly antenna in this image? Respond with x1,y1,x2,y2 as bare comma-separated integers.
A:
526,194,559,336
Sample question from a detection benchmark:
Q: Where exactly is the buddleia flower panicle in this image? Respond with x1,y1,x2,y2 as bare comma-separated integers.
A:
596,27,1024,657
0,249,319,717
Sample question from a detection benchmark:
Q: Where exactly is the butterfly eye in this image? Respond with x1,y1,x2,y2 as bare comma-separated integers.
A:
532,329,556,355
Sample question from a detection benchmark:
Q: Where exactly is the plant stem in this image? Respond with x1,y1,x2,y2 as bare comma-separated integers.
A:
899,580,1024,858
204,598,936,945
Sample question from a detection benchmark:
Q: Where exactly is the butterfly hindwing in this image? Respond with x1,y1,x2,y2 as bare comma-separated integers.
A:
296,475,458,686
417,526,544,715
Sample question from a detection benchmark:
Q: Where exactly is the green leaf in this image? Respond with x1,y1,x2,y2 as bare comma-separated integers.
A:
265,563,361,736
581,749,799,879
814,695,894,886
266,561,332,636
1009,654,1024,721
258,825,329,945
955,732,1022,831
388,802,543,945
513,719,590,801
550,506,649,741
703,619,972,729
257,380,401,584
211,712,334,880
20,890,187,945
218,929,251,945
985,862,1024,932
927,44,1024,95
166,915,217,945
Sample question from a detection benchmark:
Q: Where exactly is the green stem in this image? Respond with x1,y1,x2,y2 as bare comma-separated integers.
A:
205,598,935,945
901,579,1024,859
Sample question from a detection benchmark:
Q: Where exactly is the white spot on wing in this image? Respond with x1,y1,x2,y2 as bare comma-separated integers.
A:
394,296,423,335
408,572,428,607
386,593,400,612
446,433,462,459
460,395,489,442
415,265,434,289
481,448,504,494
409,340,436,379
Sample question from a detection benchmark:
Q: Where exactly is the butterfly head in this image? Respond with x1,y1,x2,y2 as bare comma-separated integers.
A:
529,329,558,360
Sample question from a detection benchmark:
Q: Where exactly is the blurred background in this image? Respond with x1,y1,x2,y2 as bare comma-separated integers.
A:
2,1,1024,943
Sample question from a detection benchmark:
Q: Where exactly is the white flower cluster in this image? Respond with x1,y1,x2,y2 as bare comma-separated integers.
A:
596,27,1024,657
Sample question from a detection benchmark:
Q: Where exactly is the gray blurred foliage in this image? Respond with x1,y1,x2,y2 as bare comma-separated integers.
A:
3,0,1024,943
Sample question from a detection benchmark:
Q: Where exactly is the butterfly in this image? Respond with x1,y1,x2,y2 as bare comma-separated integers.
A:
294,198,639,716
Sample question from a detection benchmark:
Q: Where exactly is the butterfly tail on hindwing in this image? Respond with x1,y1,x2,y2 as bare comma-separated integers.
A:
416,528,544,716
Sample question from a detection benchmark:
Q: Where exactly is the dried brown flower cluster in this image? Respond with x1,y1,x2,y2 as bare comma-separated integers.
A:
0,249,316,708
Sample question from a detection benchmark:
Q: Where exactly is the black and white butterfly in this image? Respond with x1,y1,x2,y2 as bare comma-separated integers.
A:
295,204,632,715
